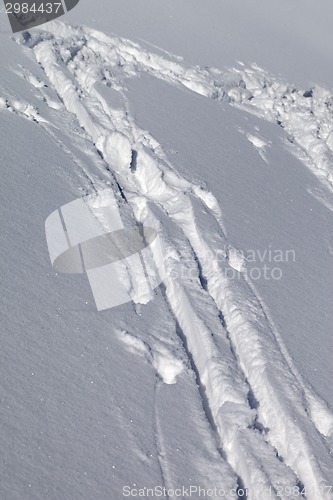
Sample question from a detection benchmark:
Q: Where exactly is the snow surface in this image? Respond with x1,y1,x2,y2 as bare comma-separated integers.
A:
1,2,333,500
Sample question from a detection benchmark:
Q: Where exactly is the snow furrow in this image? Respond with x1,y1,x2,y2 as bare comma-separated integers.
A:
10,21,333,499
31,22,333,194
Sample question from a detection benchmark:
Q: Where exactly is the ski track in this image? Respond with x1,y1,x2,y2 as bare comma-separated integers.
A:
1,21,332,499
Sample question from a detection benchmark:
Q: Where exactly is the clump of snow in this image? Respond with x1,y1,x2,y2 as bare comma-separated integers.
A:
227,247,245,272
116,330,185,384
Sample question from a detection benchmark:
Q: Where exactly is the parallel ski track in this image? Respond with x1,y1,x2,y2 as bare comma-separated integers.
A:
3,21,333,499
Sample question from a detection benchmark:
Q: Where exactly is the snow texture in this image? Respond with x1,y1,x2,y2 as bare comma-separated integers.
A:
1,4,333,500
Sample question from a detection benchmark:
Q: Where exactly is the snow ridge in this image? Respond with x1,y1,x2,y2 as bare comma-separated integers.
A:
219,64,333,195
3,21,332,499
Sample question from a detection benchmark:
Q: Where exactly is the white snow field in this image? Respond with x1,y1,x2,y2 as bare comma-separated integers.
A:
1,1,333,499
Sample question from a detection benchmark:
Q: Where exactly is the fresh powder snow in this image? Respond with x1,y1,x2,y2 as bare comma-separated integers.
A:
0,1,332,500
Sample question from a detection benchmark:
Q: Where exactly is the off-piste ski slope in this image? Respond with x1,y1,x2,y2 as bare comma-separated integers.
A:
1,12,333,500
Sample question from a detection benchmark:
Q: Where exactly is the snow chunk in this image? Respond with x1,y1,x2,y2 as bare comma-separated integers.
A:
116,330,185,385
228,247,245,272
97,132,133,173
